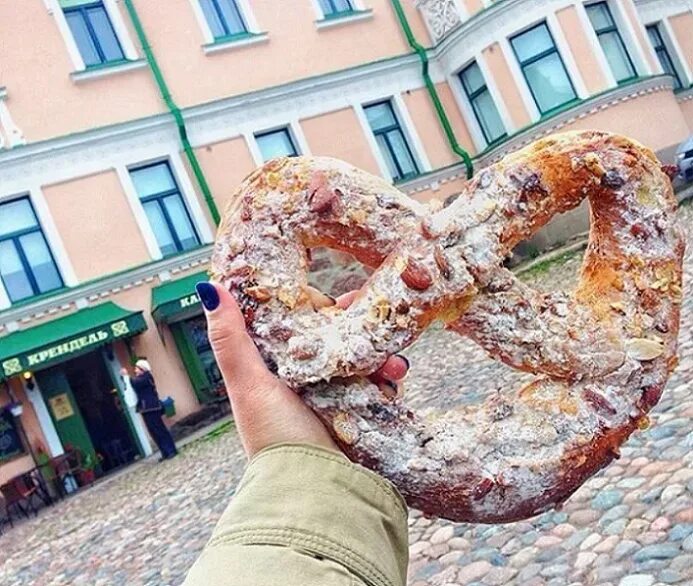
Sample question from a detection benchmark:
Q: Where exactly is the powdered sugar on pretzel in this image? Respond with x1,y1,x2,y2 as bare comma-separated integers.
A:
211,130,684,523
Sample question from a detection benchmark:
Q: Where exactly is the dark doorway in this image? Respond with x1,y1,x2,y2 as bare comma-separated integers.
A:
63,352,138,473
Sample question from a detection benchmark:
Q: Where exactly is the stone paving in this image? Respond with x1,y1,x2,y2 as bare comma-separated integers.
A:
1,205,693,586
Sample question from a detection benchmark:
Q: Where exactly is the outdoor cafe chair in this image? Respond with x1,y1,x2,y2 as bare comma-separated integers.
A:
0,475,39,521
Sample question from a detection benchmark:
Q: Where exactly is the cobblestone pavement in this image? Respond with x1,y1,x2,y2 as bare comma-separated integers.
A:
1,206,692,586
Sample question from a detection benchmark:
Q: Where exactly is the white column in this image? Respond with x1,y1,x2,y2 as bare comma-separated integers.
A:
662,17,693,87
102,350,153,457
24,381,64,458
574,0,618,88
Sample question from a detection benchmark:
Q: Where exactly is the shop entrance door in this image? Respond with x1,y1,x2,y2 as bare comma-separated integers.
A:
63,352,139,473
36,368,97,466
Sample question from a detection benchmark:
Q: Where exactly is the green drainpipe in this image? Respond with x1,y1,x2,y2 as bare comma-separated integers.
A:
123,0,221,225
389,0,474,179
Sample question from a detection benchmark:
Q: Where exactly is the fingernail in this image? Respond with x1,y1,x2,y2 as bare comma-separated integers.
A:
196,282,220,311
397,354,410,370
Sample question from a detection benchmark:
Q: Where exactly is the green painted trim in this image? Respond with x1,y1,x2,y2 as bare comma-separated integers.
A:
320,9,369,21
170,321,213,403
151,270,206,322
205,31,261,46
389,0,474,179
84,59,132,71
122,0,220,226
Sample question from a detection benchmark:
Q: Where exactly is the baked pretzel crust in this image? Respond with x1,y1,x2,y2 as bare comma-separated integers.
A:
211,131,684,523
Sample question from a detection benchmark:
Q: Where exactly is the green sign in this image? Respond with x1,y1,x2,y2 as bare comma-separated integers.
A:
0,304,147,380
179,293,200,310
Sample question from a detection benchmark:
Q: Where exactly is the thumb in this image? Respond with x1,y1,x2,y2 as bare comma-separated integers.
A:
195,281,275,392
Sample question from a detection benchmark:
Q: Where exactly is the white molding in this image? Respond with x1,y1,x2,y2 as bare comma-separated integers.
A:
189,0,215,43
315,9,374,29
0,281,10,311
244,130,264,166
168,151,215,244
25,380,65,457
448,67,488,152
310,0,367,20
351,101,393,179
478,51,515,133
661,16,693,86
104,0,139,61
116,165,164,261
103,348,153,457
547,11,590,99
613,0,656,74
289,120,312,156
498,36,541,122
46,0,86,71
575,0,618,88
635,0,692,23
70,59,147,83
399,76,674,193
203,32,269,54
0,93,26,148
236,0,261,32
28,185,79,288
391,93,432,172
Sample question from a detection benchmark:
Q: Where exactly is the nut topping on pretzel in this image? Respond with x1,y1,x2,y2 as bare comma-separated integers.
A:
211,131,684,523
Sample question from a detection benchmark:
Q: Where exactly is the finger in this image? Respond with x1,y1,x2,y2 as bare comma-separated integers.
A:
195,282,274,391
371,355,409,383
305,286,336,309
335,290,359,309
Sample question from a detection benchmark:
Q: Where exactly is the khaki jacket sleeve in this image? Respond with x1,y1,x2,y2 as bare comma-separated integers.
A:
183,443,409,586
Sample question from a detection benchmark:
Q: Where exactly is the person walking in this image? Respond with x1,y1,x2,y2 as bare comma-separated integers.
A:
120,360,178,462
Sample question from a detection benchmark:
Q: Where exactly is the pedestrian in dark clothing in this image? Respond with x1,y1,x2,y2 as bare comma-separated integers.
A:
121,360,178,461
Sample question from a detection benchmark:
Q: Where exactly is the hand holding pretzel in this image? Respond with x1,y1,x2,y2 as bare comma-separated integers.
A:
211,131,684,523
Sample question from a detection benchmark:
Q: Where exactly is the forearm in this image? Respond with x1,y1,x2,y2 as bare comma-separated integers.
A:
184,443,409,586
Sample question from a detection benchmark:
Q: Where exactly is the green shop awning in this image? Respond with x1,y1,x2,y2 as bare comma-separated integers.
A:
151,271,206,323
0,302,147,380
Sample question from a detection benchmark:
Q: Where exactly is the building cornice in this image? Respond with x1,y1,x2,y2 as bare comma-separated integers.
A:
634,0,692,23
0,53,423,195
0,247,212,335
401,76,675,194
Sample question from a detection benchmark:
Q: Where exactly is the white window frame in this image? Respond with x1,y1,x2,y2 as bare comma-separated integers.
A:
354,95,431,183
190,0,262,45
246,122,310,166
575,0,618,88
309,0,367,20
449,54,513,152
502,16,586,123
117,152,214,261
44,0,139,72
659,17,693,88
607,0,655,76
0,188,78,310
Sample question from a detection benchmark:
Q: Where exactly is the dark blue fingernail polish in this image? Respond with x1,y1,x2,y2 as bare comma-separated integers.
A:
196,282,220,311
397,354,410,370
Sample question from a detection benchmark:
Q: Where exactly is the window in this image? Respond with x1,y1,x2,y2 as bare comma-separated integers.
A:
586,2,636,83
459,61,506,145
646,24,683,90
510,23,578,115
364,101,419,182
63,2,125,67
0,198,63,303
319,0,355,17
199,0,248,39
130,162,200,258
255,128,299,161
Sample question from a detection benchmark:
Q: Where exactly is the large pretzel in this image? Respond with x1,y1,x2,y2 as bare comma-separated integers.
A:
211,131,684,523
